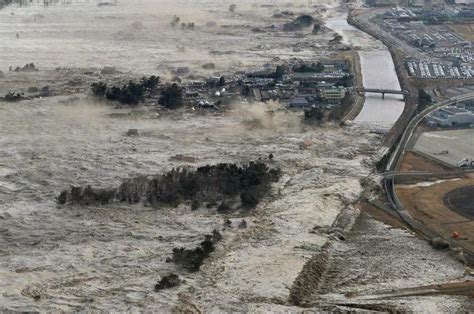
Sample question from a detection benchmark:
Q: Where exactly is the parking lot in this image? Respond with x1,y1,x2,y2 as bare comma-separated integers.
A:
413,129,474,167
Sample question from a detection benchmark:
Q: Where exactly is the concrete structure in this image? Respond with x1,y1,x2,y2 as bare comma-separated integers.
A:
366,0,399,6
356,87,409,99
426,104,474,127
423,0,433,11
321,87,346,103
413,129,474,167
366,0,443,6
289,97,310,108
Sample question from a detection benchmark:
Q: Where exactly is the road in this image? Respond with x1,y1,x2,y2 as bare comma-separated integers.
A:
383,92,474,266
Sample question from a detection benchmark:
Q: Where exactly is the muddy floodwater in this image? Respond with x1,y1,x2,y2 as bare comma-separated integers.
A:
0,97,382,311
0,0,333,77
326,15,405,126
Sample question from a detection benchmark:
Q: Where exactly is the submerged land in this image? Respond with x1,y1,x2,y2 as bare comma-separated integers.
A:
0,0,473,312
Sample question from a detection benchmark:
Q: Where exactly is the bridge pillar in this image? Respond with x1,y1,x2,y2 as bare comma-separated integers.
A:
382,92,385,99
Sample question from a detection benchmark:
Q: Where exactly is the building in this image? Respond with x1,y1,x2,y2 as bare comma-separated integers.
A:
320,87,346,103
424,0,433,10
289,97,310,108
366,0,443,6
366,0,399,6
427,104,474,127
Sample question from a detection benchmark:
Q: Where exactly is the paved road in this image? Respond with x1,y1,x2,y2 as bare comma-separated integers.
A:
383,92,474,266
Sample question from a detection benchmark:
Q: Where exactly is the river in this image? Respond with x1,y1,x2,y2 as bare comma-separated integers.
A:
326,13,405,127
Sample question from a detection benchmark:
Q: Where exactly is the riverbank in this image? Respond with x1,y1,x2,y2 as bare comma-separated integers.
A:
347,9,418,147
286,8,473,312
326,11,405,127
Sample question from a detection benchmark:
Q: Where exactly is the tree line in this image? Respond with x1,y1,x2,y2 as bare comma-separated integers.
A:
91,76,184,109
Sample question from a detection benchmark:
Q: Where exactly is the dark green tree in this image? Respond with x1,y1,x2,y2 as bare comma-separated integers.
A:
418,89,433,112
313,23,321,34
217,76,226,87
91,82,107,97
141,75,160,92
304,107,325,124
275,65,286,80
315,62,325,73
295,15,314,27
159,83,183,109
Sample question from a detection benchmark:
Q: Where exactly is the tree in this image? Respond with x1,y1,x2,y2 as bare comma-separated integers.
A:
217,76,226,87
170,15,180,28
141,75,160,92
293,63,323,73
242,85,251,96
240,189,259,209
159,83,183,109
313,23,321,34
336,74,353,87
315,62,325,73
120,81,145,105
295,15,314,27
229,4,236,13
91,82,107,97
274,65,286,80
330,34,343,44
418,89,432,112
304,107,325,124
91,75,158,105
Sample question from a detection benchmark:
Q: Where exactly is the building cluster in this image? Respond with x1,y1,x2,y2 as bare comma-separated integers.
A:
242,61,351,109
426,102,474,127
366,0,444,8
180,60,352,111
382,15,469,49
375,5,474,80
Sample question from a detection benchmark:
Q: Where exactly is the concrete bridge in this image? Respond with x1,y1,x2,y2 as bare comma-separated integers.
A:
356,88,410,99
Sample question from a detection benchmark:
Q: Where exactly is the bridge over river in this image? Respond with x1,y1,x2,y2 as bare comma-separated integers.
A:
356,88,410,100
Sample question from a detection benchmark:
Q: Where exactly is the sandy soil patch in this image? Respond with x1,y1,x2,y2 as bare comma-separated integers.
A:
398,150,454,172
396,175,474,259
448,24,474,42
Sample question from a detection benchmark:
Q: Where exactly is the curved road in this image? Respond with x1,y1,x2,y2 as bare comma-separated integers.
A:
383,92,474,264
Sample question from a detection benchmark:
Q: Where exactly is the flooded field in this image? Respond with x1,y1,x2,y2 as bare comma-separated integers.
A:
0,97,381,311
0,0,335,76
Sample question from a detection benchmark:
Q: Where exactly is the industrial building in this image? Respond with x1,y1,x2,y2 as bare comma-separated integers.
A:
426,103,474,127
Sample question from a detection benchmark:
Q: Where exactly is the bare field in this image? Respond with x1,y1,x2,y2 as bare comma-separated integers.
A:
0,0,337,77
413,129,474,167
448,23,474,42
396,174,474,260
398,150,454,172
